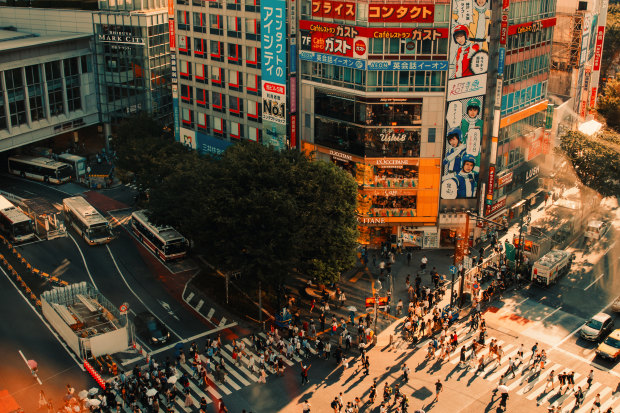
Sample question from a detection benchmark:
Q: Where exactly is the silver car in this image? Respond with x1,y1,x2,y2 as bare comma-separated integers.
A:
580,313,614,341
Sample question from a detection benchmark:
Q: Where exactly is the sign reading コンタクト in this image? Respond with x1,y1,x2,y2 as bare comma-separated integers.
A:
368,3,434,23
261,0,287,150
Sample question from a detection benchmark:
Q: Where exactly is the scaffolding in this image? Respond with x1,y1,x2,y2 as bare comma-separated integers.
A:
569,13,583,68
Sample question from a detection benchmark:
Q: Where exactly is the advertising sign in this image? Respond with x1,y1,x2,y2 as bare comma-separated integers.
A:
180,127,197,150
98,27,144,45
498,48,505,76
485,165,495,204
301,30,368,58
496,171,513,188
593,26,605,71
507,18,556,36
299,50,366,69
367,60,448,71
261,0,287,150
485,196,506,216
299,20,448,39
590,87,597,108
368,3,434,23
311,0,356,20
525,165,540,183
169,20,176,51
526,129,544,161
196,132,233,156
500,15,508,45
290,114,297,148
446,74,487,102
448,0,490,80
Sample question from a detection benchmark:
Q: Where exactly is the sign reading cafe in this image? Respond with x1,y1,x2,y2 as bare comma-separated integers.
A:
99,27,144,45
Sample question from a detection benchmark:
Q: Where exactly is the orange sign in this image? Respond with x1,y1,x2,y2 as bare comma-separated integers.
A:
500,100,548,128
365,297,389,308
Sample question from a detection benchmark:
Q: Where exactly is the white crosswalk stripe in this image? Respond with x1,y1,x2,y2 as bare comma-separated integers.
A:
519,363,562,397
598,388,620,412
562,381,601,412
574,383,604,413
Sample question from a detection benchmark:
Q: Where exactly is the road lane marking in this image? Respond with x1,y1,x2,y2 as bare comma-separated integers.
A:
105,245,183,341
518,297,529,305
584,273,605,291
0,267,84,371
68,233,98,290
540,306,562,322
549,346,620,379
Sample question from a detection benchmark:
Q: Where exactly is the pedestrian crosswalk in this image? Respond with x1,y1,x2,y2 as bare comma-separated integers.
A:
109,332,316,412
428,322,620,412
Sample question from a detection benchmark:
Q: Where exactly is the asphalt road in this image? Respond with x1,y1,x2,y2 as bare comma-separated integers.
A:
0,265,93,412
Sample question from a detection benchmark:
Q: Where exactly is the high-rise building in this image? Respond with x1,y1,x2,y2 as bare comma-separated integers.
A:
171,0,297,155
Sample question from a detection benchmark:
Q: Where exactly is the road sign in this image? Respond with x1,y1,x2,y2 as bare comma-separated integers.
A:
449,265,458,275
119,303,128,314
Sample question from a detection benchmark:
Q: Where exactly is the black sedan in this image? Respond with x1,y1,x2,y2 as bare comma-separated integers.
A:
134,311,170,345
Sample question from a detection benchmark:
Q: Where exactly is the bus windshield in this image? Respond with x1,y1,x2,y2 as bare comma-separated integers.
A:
88,223,110,240
164,239,187,255
13,221,33,237
56,165,73,180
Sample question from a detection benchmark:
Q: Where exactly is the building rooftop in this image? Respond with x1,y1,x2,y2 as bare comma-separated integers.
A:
0,27,89,52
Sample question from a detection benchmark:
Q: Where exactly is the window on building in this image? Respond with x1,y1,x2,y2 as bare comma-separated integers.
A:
80,56,91,73
211,67,224,87
428,127,436,143
229,96,242,117
196,88,208,108
195,63,207,84
212,92,224,112
210,40,224,62
25,65,45,122
248,125,261,142
197,111,209,132
182,107,193,127
213,116,225,137
180,60,192,79
45,61,64,117
5,68,26,127
179,35,191,55
247,73,260,95
193,12,206,33
0,80,6,130
177,10,189,30
226,0,240,10
64,57,81,113
227,16,241,38
209,14,223,35
246,46,259,68
229,70,242,91
194,38,206,57
245,18,260,41
230,121,243,139
181,84,193,103
247,100,260,120
228,44,242,65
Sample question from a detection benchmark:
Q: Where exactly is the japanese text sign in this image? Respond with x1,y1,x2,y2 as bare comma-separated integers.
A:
261,0,287,85
311,1,356,20
368,3,434,23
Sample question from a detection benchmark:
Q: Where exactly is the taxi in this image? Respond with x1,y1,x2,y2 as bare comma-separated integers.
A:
596,329,620,361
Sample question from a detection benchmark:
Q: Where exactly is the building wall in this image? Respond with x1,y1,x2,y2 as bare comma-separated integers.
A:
0,7,94,35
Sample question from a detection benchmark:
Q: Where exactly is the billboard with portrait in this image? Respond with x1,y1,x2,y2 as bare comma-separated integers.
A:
441,0,491,199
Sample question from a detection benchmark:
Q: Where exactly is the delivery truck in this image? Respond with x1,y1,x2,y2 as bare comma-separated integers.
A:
531,249,572,286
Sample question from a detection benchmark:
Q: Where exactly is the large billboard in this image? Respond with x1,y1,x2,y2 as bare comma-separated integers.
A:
261,0,287,150
441,0,491,200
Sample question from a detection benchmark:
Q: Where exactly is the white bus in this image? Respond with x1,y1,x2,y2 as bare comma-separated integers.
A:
131,210,188,262
8,155,73,184
63,196,113,245
0,195,35,243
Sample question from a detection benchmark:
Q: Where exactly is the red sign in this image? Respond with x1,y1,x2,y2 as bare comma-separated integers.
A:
496,171,513,188
290,114,297,148
365,297,389,308
299,20,448,39
500,15,508,45
593,26,605,71
311,1,356,20
354,39,366,55
264,82,285,94
502,0,510,11
485,197,507,216
309,32,367,57
168,20,176,50
486,166,495,201
508,17,556,36
368,3,434,23
526,129,544,161
590,87,598,108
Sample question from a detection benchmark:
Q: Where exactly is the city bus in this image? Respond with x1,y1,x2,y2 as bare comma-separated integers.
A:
131,210,188,261
8,155,73,184
63,196,113,245
0,195,35,243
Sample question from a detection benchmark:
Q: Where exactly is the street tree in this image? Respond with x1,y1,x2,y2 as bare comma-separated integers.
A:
557,130,620,198
597,78,620,133
147,141,359,287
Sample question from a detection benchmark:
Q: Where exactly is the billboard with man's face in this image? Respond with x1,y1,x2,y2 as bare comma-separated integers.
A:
441,0,491,199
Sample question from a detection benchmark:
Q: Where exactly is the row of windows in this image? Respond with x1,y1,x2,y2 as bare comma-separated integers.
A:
301,61,446,93
501,81,547,117
504,54,550,85
179,85,261,121
181,109,262,141
0,58,86,131
178,0,259,13
367,38,448,58
177,11,260,40
178,62,261,95
498,110,546,145
508,0,556,25
506,27,553,53
178,36,260,68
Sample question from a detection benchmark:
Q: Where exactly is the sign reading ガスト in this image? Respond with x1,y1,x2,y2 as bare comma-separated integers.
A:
261,0,287,150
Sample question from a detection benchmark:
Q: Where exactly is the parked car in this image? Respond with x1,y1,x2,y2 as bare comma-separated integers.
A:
596,329,620,361
612,296,620,313
134,311,170,345
580,313,614,341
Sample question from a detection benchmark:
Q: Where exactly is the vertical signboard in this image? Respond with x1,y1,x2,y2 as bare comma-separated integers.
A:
168,0,179,143
441,0,491,200
261,0,288,150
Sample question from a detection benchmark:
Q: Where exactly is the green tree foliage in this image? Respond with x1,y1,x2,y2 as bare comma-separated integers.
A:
602,5,620,79
115,119,359,286
597,78,620,132
557,130,620,197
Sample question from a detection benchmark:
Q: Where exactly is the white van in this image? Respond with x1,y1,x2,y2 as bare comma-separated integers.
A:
584,220,609,241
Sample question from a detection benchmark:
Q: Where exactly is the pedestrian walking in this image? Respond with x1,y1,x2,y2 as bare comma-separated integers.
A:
433,379,443,402
300,363,311,385
587,370,594,388
407,251,412,266
369,379,377,404
592,393,601,412
575,387,585,407
499,392,508,411
302,400,311,413
383,382,392,403
531,342,539,361
396,299,403,316
258,367,267,383
402,364,410,382
546,370,555,391
420,256,428,273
